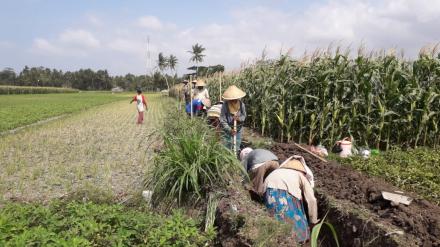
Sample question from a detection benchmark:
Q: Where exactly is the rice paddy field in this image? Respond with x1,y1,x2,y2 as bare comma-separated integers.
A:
0,92,128,133
0,93,171,202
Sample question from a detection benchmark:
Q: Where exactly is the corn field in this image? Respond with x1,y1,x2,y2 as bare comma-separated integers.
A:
205,47,440,149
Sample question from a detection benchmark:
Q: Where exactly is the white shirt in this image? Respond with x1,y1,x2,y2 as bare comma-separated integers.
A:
193,88,209,100
136,95,145,112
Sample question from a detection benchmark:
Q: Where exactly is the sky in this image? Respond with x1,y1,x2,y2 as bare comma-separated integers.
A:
1,0,439,76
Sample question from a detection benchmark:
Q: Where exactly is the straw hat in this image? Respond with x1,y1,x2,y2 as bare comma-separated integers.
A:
222,85,246,100
280,159,306,173
192,80,197,84
182,80,189,84
195,79,206,87
207,104,222,118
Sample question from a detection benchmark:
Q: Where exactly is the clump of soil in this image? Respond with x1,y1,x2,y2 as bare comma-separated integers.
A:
272,142,440,246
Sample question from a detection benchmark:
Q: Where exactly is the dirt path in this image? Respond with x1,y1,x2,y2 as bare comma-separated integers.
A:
0,94,172,202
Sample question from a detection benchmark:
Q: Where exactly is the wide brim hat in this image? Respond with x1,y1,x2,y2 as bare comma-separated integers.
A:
191,80,197,84
207,104,222,118
222,85,246,100
280,159,306,173
195,79,206,87
182,80,189,84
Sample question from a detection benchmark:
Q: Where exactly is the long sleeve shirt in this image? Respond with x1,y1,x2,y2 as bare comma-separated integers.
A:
263,168,318,224
242,149,278,171
219,101,246,132
193,88,209,100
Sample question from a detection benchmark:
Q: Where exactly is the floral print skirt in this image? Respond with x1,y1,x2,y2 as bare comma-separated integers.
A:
264,188,310,243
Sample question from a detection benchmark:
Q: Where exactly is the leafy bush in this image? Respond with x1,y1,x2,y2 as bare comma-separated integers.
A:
0,201,213,246
0,85,79,94
338,147,440,205
145,112,244,205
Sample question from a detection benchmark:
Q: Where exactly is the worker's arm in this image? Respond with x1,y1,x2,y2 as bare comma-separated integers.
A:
142,95,147,108
219,103,232,133
205,89,210,99
238,101,246,122
301,175,318,224
130,96,136,104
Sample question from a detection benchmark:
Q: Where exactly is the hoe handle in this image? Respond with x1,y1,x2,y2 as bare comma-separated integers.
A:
233,119,237,154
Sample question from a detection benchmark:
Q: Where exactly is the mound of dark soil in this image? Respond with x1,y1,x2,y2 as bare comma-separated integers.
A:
272,142,440,246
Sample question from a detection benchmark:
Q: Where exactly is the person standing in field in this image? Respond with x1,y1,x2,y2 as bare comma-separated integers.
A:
130,89,147,124
181,80,190,105
263,159,318,243
219,85,246,154
193,79,211,114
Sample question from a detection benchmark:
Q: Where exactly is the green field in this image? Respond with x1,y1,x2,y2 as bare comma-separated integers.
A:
0,92,131,132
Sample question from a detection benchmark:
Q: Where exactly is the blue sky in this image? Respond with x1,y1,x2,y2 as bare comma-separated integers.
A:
1,0,439,75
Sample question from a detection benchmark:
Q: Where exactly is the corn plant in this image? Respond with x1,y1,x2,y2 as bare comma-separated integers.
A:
202,45,440,149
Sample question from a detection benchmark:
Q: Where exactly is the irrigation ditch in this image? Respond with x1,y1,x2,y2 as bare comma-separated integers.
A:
273,143,440,246
217,128,440,247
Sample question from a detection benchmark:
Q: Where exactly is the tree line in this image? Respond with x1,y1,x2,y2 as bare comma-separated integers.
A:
0,66,175,91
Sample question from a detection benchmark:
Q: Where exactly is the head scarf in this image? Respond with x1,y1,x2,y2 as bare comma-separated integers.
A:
240,147,254,161
228,100,241,115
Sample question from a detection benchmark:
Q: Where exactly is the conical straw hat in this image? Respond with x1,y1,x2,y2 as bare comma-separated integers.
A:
280,159,306,173
196,79,206,87
222,85,246,100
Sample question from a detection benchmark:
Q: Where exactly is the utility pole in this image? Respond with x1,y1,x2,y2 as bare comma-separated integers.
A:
146,35,151,75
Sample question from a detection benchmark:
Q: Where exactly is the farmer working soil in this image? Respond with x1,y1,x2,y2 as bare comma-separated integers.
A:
240,147,280,196
263,158,318,243
130,89,147,124
219,85,246,155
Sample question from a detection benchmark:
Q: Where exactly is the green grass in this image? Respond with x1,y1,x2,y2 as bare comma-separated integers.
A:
0,92,133,132
0,85,79,94
336,147,440,205
0,200,214,246
145,111,244,205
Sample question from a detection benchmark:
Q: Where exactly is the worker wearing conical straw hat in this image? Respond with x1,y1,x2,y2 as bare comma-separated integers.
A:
193,79,211,108
181,79,190,105
219,85,246,154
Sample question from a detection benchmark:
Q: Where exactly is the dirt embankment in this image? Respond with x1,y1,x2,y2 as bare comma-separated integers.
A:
272,142,440,246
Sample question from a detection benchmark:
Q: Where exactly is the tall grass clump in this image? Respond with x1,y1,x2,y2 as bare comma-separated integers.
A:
204,45,440,149
145,112,244,205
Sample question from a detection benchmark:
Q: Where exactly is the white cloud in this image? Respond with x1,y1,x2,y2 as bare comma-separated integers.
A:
32,38,61,54
86,14,103,27
59,29,100,48
138,15,163,30
0,40,14,49
22,0,440,75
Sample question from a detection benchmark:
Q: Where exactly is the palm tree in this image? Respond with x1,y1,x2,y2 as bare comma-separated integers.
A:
168,54,178,87
157,52,169,91
188,43,206,76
